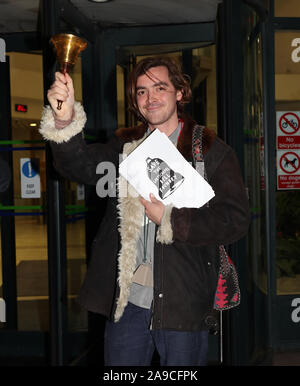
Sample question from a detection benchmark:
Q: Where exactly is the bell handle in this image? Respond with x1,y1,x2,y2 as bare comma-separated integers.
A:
56,63,71,110
56,100,63,110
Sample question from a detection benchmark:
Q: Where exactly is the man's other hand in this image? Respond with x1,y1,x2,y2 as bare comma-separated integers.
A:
140,193,165,225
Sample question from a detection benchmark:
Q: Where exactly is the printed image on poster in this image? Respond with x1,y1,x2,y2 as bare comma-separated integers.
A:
277,150,300,190
276,111,300,149
119,129,215,209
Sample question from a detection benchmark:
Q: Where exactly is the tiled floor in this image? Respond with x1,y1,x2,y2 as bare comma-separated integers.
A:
1,217,300,366
0,216,87,331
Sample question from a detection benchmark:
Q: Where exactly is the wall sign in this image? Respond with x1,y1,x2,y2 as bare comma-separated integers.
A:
20,158,41,198
276,111,300,149
276,111,300,190
77,184,85,200
277,150,300,189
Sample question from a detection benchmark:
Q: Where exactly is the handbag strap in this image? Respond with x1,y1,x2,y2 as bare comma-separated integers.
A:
192,124,206,175
192,125,241,311
192,124,209,206
192,126,228,258
192,124,204,162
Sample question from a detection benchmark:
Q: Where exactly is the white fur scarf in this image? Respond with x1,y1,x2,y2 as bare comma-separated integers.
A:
114,136,146,322
114,135,174,321
114,133,176,322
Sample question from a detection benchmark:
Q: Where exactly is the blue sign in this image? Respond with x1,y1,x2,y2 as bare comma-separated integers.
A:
22,160,37,178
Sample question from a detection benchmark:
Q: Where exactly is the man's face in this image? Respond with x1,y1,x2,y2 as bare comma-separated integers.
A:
136,66,183,130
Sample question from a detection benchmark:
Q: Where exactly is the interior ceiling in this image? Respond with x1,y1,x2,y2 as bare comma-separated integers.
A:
0,0,222,34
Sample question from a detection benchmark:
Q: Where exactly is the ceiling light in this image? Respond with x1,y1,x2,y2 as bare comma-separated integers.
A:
29,123,37,127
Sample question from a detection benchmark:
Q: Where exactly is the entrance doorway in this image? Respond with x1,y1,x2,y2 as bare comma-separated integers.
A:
1,24,221,365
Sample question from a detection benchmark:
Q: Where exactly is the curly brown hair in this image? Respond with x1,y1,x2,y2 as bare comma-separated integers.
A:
126,56,192,122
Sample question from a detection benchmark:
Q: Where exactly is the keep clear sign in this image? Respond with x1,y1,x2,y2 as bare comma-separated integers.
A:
276,111,300,189
20,158,41,198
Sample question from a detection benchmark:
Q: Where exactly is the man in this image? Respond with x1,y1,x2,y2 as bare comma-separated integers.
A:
40,56,250,366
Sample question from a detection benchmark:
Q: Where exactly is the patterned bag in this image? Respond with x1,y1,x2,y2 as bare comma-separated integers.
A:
192,125,241,311
214,245,240,310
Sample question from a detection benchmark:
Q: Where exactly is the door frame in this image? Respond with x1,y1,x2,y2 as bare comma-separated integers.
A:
1,4,219,366
265,0,300,351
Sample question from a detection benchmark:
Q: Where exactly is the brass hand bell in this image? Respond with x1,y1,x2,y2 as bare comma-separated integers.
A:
50,33,87,110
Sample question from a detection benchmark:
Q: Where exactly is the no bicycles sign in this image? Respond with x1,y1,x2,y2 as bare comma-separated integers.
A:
276,111,300,149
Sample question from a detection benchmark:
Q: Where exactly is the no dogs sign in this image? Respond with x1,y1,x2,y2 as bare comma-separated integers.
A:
277,150,300,189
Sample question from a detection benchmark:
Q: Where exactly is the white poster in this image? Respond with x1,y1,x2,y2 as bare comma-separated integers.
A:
20,158,41,198
119,129,215,209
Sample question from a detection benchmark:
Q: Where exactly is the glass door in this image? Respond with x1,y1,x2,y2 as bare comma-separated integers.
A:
0,49,88,364
274,29,300,349
242,7,270,363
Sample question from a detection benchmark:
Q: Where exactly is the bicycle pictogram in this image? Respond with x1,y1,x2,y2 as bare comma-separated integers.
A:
279,112,300,135
281,119,298,129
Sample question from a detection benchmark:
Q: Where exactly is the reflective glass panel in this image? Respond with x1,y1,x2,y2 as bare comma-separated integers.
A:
275,31,300,295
